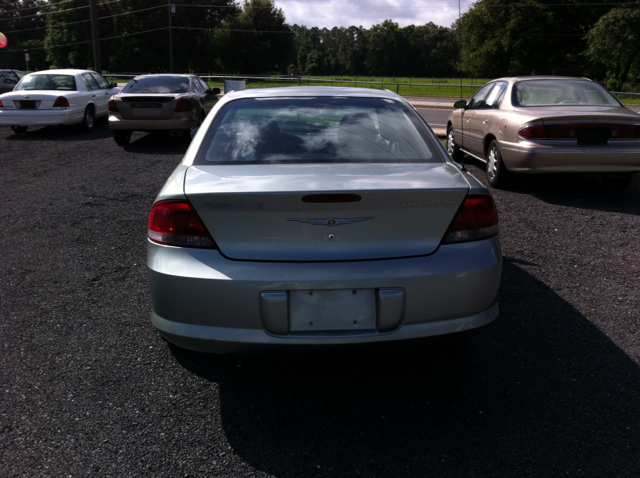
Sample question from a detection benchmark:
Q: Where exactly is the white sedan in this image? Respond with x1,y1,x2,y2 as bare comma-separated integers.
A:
0,69,120,134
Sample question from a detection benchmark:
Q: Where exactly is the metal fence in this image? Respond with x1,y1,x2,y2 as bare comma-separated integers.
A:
108,73,640,137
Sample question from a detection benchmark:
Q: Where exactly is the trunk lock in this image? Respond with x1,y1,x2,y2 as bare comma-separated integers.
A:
327,233,336,241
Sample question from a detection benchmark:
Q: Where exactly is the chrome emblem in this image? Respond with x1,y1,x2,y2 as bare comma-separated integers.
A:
287,216,374,226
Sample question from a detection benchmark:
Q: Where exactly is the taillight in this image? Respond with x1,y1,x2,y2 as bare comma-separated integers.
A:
175,98,191,112
52,96,69,108
108,98,118,112
148,200,216,248
519,123,640,140
0,100,3,108
442,195,499,244
518,124,547,139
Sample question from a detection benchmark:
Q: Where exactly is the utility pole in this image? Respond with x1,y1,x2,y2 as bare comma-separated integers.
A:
90,0,101,73
169,3,175,72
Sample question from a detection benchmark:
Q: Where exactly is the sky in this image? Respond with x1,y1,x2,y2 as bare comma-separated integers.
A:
273,0,474,30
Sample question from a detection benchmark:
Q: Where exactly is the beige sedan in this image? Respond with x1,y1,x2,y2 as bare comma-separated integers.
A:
108,74,220,145
446,76,640,189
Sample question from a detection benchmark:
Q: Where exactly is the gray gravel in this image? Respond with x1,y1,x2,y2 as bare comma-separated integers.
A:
2,121,640,477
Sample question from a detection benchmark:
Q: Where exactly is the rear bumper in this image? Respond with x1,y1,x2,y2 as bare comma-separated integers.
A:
147,237,502,353
500,140,640,173
108,112,198,132
0,108,84,127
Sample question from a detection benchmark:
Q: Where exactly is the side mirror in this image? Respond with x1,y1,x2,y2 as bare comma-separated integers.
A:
454,99,468,109
190,126,199,139
210,87,221,95
110,82,118,88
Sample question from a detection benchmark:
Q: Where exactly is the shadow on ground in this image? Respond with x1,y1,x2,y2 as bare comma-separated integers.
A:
1,118,112,141
121,131,191,155
462,157,640,215
171,259,640,476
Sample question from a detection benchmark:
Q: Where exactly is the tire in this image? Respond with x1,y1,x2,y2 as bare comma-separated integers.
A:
113,131,131,146
601,172,634,190
486,140,509,188
446,126,462,162
10,126,28,135
81,106,95,132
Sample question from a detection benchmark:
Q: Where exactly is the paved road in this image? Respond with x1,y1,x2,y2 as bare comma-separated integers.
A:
2,121,640,477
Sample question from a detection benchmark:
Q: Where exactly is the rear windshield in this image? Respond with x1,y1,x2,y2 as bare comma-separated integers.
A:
124,76,189,94
195,97,440,164
15,74,76,91
513,80,620,107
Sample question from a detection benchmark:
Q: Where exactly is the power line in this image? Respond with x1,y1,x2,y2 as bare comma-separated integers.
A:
0,0,123,23
1,26,168,53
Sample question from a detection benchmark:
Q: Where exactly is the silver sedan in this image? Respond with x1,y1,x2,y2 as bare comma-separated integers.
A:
148,86,502,353
446,76,640,189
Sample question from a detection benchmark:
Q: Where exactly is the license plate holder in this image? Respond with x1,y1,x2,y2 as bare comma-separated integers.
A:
290,289,375,332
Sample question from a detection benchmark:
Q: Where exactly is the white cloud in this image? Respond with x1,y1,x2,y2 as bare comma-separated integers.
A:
274,0,472,29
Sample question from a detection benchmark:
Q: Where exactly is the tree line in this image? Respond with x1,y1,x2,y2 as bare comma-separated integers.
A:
0,0,639,87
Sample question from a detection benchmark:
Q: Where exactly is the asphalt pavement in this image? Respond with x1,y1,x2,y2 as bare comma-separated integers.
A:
1,120,639,477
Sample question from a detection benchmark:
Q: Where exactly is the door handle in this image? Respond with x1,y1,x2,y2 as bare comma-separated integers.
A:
483,119,488,124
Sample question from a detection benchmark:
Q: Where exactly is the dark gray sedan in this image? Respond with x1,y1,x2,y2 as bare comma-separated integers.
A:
108,74,220,145
0,69,25,94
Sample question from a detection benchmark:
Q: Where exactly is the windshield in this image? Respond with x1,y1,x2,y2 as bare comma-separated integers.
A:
15,74,76,91
124,76,190,94
195,97,439,164
513,80,621,107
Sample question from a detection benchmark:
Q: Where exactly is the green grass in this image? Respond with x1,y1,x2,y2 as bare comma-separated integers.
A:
105,75,640,106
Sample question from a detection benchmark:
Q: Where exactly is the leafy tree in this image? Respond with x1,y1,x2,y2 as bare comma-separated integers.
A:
586,6,640,85
364,20,403,76
214,0,294,74
0,0,46,70
458,0,560,77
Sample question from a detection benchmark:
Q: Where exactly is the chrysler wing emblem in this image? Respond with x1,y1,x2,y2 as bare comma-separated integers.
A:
287,216,375,227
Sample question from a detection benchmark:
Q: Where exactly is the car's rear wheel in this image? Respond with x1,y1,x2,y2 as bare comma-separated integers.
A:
113,131,131,146
601,172,634,190
486,140,509,188
81,105,95,132
10,126,28,135
446,126,462,162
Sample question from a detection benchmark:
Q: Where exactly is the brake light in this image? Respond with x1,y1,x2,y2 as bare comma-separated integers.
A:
52,96,69,108
0,100,3,108
519,123,639,140
175,98,191,112
442,195,499,244
108,98,118,112
148,200,216,248
518,124,547,138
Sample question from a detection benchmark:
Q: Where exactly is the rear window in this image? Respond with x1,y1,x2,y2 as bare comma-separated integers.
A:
124,76,189,94
513,80,620,107
15,74,76,91
195,97,440,164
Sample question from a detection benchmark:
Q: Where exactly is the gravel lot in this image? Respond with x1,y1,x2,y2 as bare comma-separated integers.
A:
2,120,639,477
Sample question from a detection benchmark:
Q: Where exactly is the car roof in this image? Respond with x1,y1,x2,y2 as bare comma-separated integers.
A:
27,69,97,76
222,86,403,100
492,76,594,83
133,74,195,79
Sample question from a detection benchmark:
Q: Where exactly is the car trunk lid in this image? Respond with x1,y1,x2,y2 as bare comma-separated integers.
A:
184,163,470,261
116,94,181,120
